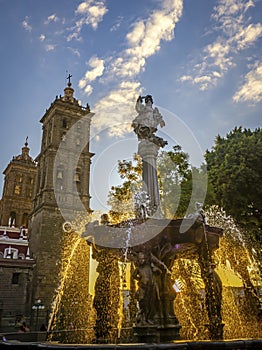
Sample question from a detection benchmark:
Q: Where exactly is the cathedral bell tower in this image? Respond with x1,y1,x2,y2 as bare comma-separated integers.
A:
29,77,93,314
0,139,37,228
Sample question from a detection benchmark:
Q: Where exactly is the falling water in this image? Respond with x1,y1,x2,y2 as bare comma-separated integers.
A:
173,256,209,340
47,216,94,343
117,221,133,340
206,206,261,339
45,206,261,344
47,235,82,332
172,206,261,340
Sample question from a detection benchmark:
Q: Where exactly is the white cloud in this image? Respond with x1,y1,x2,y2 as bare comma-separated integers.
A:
179,75,192,82
84,85,93,96
235,23,262,49
45,44,56,52
108,0,183,80
67,0,108,41
39,34,46,41
81,0,183,137
92,81,141,137
44,14,59,24
78,56,105,90
180,0,262,92
22,16,32,32
110,16,124,32
193,76,212,84
126,21,145,46
67,47,81,57
212,0,254,25
233,62,262,103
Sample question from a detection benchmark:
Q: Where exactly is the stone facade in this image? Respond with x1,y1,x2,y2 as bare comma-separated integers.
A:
29,82,93,325
0,142,37,228
0,226,34,332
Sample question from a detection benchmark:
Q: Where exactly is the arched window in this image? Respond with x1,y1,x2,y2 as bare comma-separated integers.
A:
62,118,67,129
22,213,29,227
14,185,21,195
56,165,64,190
9,212,16,226
74,168,81,183
25,188,32,197
12,272,20,284
57,168,64,180
16,174,23,183
4,247,18,259
27,177,33,185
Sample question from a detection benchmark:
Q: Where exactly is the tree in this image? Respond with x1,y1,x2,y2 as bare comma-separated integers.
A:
107,146,200,221
205,127,262,235
176,165,215,218
157,145,190,218
107,154,142,223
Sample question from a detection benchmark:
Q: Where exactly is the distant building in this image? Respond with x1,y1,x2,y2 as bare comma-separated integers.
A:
0,226,34,331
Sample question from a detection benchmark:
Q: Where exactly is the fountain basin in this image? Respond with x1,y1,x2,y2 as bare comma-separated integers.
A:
1,337,262,349
84,218,223,254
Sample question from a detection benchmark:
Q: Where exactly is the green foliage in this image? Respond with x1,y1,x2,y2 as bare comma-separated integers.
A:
176,165,214,218
107,154,142,223
107,146,208,221
157,145,190,218
205,127,262,234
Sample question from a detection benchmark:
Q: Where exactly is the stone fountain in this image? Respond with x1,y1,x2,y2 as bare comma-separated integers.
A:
2,96,261,349
83,95,224,343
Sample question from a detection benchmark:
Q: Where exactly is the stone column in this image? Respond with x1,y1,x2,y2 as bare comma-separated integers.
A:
138,139,160,214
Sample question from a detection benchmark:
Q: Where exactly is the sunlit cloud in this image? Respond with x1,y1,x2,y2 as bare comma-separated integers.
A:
44,13,59,24
81,0,183,136
67,0,108,41
179,75,192,82
84,85,93,96
233,62,262,103
78,56,105,90
179,0,262,91
235,23,262,50
22,16,32,32
92,81,141,137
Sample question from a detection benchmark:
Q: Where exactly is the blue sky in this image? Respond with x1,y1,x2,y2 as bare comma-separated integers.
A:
0,0,261,213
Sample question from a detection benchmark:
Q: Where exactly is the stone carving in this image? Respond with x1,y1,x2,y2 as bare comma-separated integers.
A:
132,243,177,327
132,95,167,148
132,251,158,325
132,95,168,212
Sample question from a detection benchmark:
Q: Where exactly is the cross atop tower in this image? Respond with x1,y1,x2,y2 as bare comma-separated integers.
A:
66,73,72,86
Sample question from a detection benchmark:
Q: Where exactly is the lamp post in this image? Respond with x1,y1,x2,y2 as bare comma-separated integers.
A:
32,299,45,331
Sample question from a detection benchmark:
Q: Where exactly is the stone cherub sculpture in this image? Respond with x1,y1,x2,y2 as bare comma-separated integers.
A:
132,248,177,326
132,95,167,148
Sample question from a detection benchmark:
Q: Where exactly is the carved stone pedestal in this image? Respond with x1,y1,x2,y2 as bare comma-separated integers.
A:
158,324,181,342
133,325,160,343
133,324,181,343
